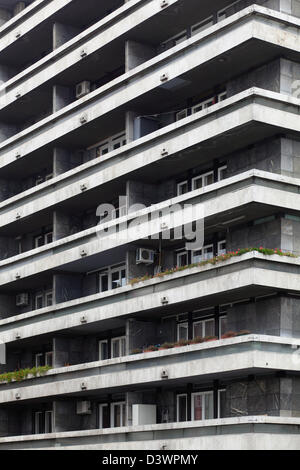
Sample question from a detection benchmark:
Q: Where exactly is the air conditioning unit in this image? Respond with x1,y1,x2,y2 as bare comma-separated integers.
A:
16,293,29,307
76,401,92,415
136,248,155,265
76,81,91,99
14,2,26,16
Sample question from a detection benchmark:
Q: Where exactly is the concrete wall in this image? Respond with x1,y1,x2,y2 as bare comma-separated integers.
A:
227,295,300,337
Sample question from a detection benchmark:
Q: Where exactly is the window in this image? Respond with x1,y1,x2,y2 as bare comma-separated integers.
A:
35,293,44,310
111,402,126,428
89,131,127,159
192,244,214,263
45,291,53,307
218,240,227,256
177,322,188,341
99,340,109,360
191,16,214,35
218,92,227,102
35,174,53,186
99,265,127,293
34,410,53,434
177,181,188,196
35,353,44,367
111,336,126,359
192,97,215,115
45,351,53,367
34,231,53,248
174,32,188,45
191,391,214,421
193,318,215,339
219,315,228,338
218,165,227,181
35,351,53,367
217,1,240,22
218,389,226,418
45,411,53,433
176,109,188,121
177,251,188,267
192,171,214,190
177,394,188,422
35,290,53,310
99,404,110,429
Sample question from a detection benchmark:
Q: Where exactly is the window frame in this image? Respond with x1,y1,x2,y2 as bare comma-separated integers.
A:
176,393,188,422
191,391,214,421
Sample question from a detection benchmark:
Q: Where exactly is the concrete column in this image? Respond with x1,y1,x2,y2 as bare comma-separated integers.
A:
280,0,292,14
126,248,155,283
0,409,8,437
53,147,82,176
126,318,157,353
53,400,81,432
53,209,82,240
125,40,156,72
53,273,83,304
0,294,16,320
53,85,74,113
126,180,157,208
0,65,17,86
0,8,11,27
53,337,70,368
0,123,18,143
0,236,17,260
125,111,139,143
53,22,81,50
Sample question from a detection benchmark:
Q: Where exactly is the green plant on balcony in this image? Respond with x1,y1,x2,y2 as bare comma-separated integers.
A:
129,247,297,286
0,365,52,384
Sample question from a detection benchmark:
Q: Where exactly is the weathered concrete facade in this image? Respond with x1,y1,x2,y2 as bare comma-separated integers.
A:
0,0,299,450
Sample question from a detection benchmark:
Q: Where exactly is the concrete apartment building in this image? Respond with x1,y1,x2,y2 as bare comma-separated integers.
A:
0,0,298,450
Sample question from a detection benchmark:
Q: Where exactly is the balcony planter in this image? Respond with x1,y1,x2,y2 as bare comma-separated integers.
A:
204,336,218,342
221,331,237,339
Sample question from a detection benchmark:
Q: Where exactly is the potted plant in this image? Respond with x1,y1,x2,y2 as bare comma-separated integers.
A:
221,331,237,339
204,336,218,342
236,330,251,336
144,345,158,353
131,348,142,355
159,342,174,350
175,339,190,347
190,336,204,345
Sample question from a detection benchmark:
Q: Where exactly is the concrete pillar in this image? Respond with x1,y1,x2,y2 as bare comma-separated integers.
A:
126,318,157,353
53,209,82,240
0,294,16,320
0,8,11,27
0,65,17,86
53,85,74,113
280,0,292,14
53,273,83,304
0,409,8,437
52,22,81,50
125,40,156,72
53,147,82,176
125,111,139,143
0,123,18,143
126,180,157,208
53,337,70,368
54,400,81,432
126,248,155,283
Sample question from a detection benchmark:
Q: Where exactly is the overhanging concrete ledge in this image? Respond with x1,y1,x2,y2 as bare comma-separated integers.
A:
0,335,299,404
0,252,299,343
1,416,300,449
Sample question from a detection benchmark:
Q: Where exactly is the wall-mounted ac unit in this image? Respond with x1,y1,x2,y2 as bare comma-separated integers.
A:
16,293,29,307
136,248,155,265
76,401,92,415
76,81,91,99
14,2,26,16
